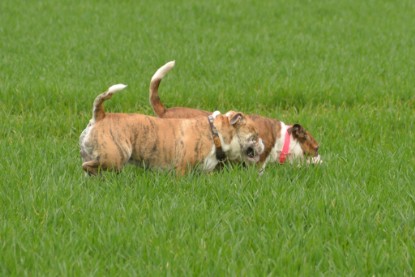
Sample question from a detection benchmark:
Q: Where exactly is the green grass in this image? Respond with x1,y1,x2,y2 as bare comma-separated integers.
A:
1,0,415,275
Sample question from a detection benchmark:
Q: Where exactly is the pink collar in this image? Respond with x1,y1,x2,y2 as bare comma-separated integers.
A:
279,128,291,164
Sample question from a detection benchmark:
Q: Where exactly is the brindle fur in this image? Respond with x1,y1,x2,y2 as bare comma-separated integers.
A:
80,85,263,175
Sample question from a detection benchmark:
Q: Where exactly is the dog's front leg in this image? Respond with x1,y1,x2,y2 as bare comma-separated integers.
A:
175,166,186,176
257,160,269,176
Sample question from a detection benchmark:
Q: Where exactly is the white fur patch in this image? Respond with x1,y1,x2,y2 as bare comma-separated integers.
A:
287,138,304,163
211,111,221,118
151,61,175,81
202,146,218,171
257,138,265,157
79,123,95,160
268,122,304,164
220,133,242,161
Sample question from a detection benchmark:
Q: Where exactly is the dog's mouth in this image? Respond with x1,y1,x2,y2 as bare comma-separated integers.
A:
247,147,255,158
245,146,260,163
243,138,265,163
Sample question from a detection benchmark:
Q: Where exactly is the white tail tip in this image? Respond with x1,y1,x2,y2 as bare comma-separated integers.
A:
151,60,176,81
108,84,127,94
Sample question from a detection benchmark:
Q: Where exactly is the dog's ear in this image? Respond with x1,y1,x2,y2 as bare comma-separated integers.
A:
289,124,307,139
228,112,245,126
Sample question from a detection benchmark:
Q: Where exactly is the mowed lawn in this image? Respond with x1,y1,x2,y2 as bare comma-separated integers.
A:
1,0,414,275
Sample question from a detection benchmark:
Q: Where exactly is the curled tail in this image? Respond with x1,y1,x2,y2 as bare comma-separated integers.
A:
149,61,175,117
92,84,127,122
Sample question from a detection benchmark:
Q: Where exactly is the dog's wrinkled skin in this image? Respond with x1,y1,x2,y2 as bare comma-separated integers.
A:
149,61,322,173
80,85,264,175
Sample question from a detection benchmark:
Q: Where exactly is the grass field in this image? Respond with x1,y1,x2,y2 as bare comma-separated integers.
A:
1,0,415,275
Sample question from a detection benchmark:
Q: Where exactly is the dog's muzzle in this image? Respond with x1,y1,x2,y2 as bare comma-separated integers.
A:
244,138,264,163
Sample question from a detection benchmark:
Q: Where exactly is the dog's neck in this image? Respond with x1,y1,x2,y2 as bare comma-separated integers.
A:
270,122,303,164
278,125,291,164
208,111,226,162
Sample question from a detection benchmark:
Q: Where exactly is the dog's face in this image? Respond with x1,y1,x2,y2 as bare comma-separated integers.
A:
289,124,322,164
216,111,265,163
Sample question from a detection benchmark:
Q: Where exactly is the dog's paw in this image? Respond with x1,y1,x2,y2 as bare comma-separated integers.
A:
307,155,323,165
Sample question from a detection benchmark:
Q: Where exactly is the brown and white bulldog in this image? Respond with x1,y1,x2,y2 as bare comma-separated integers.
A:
79,84,264,175
149,61,322,173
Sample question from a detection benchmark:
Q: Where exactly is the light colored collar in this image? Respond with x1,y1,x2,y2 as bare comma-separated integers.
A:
279,127,291,164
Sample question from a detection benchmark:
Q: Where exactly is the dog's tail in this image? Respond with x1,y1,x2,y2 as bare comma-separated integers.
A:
92,84,127,122
149,61,175,117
